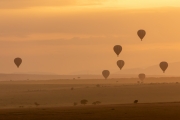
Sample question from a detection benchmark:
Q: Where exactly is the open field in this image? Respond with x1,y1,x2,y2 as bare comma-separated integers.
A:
1,78,180,108
1,78,180,119
1,102,180,120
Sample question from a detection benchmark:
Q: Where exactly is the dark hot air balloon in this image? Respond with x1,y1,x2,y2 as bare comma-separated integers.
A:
113,45,122,57
159,61,168,73
14,57,22,68
102,70,110,79
117,60,125,70
138,73,146,81
137,29,146,41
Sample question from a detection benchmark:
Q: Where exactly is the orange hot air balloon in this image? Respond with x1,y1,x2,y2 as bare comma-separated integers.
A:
138,73,146,81
117,60,125,70
113,45,122,57
14,57,22,68
102,70,110,79
137,29,146,41
159,61,168,73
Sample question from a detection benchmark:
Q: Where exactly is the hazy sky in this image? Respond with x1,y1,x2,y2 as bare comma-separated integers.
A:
0,0,180,74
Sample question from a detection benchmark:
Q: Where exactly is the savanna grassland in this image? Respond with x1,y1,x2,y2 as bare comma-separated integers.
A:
1,77,180,119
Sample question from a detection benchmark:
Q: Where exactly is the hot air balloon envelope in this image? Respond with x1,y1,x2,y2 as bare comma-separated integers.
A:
113,45,122,57
102,70,110,79
137,29,146,41
138,73,146,81
159,61,168,73
117,60,125,70
14,57,22,68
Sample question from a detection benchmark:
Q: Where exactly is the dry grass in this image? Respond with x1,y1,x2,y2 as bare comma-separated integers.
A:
1,102,180,120
1,78,180,119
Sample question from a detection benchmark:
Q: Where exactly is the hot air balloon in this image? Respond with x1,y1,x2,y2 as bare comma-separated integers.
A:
113,45,122,57
117,60,125,70
14,57,22,68
159,61,168,73
102,70,110,79
138,73,146,81
137,29,146,41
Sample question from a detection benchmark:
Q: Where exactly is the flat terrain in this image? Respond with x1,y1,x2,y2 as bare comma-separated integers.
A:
1,102,180,120
1,78,180,119
1,79,180,108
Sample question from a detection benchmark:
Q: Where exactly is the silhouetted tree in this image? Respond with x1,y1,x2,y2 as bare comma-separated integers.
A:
71,87,74,90
96,84,100,87
80,99,88,105
92,101,101,105
134,100,138,104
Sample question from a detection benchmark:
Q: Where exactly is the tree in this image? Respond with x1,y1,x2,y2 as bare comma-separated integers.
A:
134,100,138,104
80,99,88,105
92,101,101,105
71,87,74,90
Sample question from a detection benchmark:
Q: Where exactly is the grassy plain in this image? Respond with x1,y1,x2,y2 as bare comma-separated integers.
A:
0,78,180,119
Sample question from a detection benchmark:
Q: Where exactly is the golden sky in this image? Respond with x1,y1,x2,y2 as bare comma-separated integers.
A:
1,0,180,8
0,0,180,74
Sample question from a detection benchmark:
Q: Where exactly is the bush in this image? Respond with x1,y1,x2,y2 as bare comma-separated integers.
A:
134,100,138,104
92,101,101,105
80,99,88,105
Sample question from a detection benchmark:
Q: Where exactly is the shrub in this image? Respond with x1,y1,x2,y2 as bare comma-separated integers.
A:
92,101,101,105
80,99,88,105
134,100,138,104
